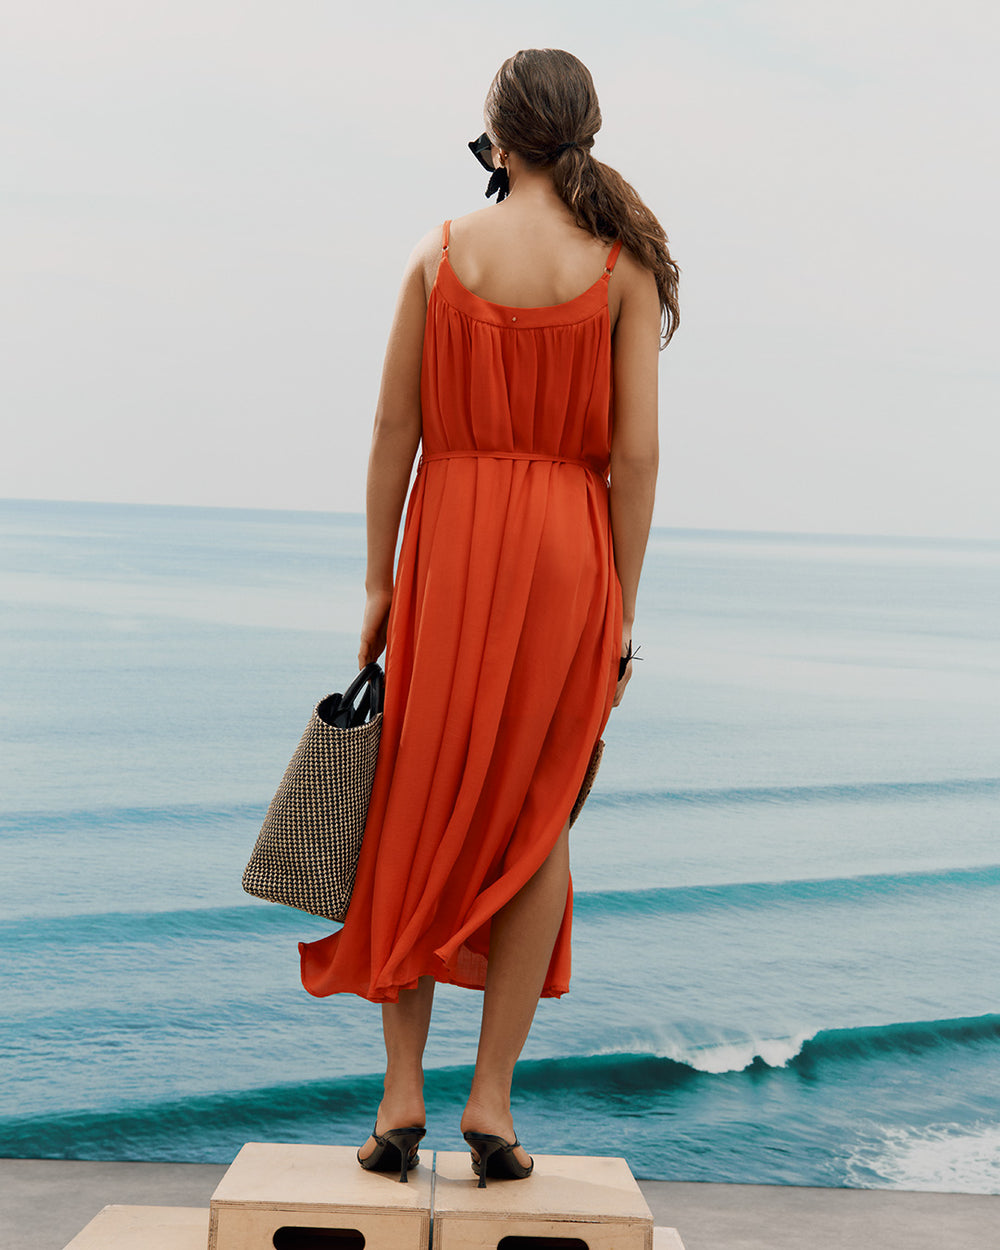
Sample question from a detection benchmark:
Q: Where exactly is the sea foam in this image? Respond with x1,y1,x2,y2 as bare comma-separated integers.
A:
846,1122,1000,1194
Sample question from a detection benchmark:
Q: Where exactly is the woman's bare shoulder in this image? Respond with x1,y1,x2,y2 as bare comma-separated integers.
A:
613,243,656,290
446,206,496,238
400,223,448,301
608,244,659,335
408,211,498,298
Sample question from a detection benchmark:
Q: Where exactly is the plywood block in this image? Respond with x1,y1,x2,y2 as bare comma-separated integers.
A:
208,1142,431,1250
432,1150,654,1250
653,1228,686,1249
63,1205,210,1249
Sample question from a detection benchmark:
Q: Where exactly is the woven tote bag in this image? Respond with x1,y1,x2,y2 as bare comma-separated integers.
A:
566,646,632,825
570,738,604,827
242,663,384,923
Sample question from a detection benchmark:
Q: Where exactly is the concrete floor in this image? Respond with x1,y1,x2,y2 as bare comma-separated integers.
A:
2,1156,997,1250
640,1177,999,1250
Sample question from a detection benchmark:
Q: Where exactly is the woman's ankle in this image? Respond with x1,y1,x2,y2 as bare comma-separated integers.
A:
460,1088,512,1133
460,1092,531,1169
376,1074,426,1131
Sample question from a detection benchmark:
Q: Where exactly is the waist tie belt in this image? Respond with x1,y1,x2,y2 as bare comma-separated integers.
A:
419,449,606,479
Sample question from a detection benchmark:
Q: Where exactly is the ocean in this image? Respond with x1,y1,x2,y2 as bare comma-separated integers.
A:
1,497,998,1193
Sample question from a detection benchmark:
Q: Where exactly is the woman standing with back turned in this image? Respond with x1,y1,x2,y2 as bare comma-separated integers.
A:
299,48,679,1186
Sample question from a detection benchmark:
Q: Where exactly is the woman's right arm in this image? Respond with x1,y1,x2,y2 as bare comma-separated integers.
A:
608,256,661,705
358,236,435,668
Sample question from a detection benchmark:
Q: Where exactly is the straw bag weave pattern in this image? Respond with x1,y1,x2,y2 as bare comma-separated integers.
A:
242,664,383,923
570,738,604,827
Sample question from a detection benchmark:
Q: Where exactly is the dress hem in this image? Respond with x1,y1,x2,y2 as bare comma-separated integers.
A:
298,941,569,1003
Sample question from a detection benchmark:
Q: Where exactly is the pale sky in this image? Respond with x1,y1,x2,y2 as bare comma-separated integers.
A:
3,0,998,538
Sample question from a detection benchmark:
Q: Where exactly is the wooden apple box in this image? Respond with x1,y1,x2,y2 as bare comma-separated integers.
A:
431,1150,656,1250
653,1229,686,1249
62,1205,210,1249
59,1146,684,1249
207,1142,431,1250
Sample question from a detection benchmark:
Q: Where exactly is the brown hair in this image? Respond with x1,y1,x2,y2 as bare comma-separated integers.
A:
485,48,680,347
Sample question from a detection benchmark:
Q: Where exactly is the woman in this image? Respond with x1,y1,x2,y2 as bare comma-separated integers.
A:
299,48,679,1185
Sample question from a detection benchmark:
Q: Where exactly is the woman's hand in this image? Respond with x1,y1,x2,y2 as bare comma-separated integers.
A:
613,636,633,708
358,587,393,668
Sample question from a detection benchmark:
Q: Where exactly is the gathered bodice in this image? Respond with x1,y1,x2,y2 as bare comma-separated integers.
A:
419,221,621,477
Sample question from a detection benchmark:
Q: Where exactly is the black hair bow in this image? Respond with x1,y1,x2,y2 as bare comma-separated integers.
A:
485,166,510,202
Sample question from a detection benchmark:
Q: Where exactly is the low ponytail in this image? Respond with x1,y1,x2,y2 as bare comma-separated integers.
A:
552,146,680,347
485,49,680,348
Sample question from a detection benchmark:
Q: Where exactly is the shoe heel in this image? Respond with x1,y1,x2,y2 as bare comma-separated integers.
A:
358,1124,426,1183
463,1132,500,1190
385,1129,424,1183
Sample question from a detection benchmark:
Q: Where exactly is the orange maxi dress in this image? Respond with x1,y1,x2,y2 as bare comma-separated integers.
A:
299,220,624,1002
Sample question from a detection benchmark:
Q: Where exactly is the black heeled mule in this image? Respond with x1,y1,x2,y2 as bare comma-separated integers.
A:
357,1124,426,1183
462,1130,534,1189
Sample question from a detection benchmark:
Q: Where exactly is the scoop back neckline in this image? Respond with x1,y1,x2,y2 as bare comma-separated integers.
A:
439,251,608,314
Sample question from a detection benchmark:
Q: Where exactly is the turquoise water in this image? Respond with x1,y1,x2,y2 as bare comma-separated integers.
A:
1,499,999,1191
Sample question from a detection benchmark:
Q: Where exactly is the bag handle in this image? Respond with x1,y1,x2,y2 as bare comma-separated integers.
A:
352,662,384,719
319,662,385,729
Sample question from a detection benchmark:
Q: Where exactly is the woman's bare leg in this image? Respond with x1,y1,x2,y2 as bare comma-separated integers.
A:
358,974,435,1160
460,821,571,1168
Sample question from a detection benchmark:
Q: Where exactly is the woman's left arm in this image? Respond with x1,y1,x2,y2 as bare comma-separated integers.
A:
358,236,433,667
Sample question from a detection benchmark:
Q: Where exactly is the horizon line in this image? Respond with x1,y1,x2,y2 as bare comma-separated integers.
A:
1,495,998,548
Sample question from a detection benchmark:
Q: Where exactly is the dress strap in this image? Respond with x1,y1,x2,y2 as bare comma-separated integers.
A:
442,220,451,252
604,239,623,275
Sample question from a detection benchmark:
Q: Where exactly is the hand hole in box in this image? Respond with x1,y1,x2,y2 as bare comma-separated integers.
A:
497,1238,590,1250
272,1229,365,1250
